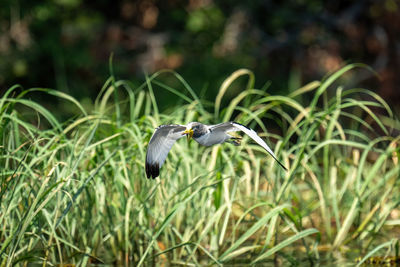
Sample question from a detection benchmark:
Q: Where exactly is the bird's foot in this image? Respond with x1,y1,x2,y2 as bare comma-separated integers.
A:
229,137,241,146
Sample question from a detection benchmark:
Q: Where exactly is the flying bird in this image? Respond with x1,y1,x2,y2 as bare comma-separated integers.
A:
145,122,287,179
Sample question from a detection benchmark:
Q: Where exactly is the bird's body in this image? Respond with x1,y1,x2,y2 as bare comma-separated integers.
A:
145,121,287,179
186,122,229,146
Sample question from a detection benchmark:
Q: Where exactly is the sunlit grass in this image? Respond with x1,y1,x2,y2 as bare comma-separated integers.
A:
1,64,399,266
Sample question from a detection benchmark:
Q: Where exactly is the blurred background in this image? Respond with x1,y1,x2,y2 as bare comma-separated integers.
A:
1,0,399,113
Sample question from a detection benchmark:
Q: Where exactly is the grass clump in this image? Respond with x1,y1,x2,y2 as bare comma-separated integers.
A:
0,64,399,266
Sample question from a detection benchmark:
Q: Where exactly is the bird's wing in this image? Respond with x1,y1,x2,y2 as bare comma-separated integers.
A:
211,122,287,171
145,124,186,178
209,122,238,133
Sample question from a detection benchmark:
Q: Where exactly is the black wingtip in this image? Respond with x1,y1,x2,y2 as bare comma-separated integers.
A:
270,154,288,171
145,162,160,179
277,160,288,172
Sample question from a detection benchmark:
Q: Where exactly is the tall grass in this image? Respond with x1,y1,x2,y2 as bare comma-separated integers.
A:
0,64,399,266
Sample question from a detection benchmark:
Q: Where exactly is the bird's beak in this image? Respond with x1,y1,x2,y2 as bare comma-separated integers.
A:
183,128,194,140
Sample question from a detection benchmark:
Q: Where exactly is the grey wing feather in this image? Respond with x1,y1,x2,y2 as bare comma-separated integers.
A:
213,122,288,171
209,122,237,132
145,125,186,179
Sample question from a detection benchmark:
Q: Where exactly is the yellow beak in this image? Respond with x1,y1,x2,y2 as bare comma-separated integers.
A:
183,129,194,140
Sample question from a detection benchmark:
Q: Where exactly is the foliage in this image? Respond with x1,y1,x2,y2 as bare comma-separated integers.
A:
0,65,399,265
1,0,400,111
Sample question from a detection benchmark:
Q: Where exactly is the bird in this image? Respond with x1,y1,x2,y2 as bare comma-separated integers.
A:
145,121,287,179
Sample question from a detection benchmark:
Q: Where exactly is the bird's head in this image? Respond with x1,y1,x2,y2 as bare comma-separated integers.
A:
182,122,205,140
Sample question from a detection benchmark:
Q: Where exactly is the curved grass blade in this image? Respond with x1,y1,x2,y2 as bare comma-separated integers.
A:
252,228,320,264
215,69,254,120
55,149,116,228
7,99,62,132
219,204,290,262
356,241,393,267
25,88,87,116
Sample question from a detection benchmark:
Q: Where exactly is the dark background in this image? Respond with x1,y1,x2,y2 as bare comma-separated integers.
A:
1,0,399,114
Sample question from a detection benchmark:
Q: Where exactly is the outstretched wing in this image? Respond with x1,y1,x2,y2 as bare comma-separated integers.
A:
212,122,287,171
145,124,186,179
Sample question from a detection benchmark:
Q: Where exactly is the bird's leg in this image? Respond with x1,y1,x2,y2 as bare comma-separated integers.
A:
227,132,242,146
228,136,242,146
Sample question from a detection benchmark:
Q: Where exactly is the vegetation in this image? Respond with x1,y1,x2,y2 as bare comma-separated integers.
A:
1,64,399,266
2,1,399,111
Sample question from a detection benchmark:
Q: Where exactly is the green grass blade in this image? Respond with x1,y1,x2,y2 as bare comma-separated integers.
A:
252,228,320,264
355,241,393,267
219,204,290,261
215,68,254,120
